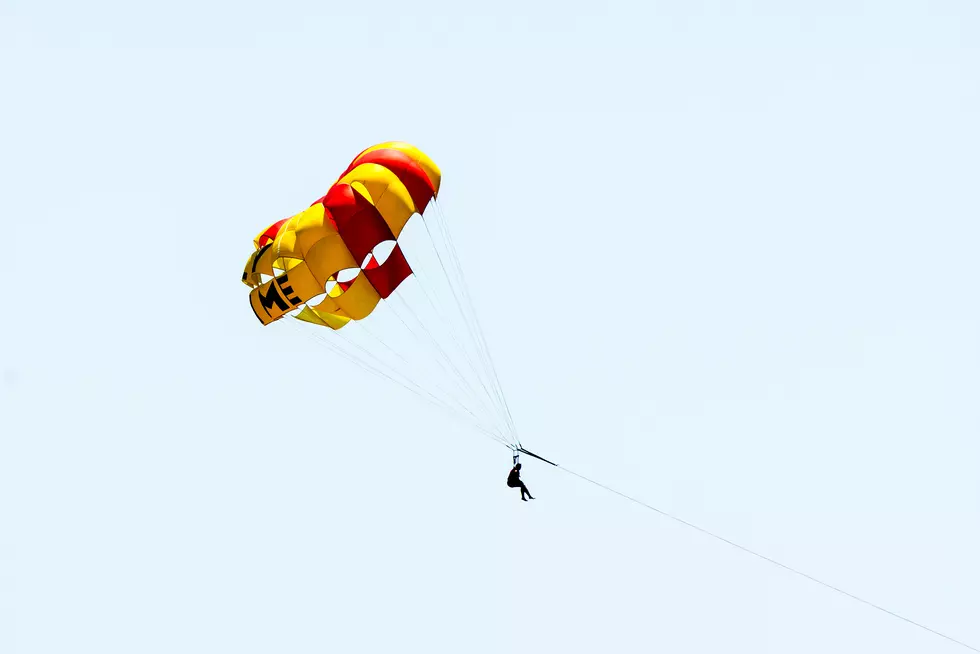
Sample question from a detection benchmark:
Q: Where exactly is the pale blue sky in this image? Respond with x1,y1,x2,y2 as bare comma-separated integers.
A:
2,1,978,652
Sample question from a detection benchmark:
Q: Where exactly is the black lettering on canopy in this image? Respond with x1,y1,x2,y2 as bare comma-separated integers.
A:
258,282,290,314
277,272,303,306
251,243,272,273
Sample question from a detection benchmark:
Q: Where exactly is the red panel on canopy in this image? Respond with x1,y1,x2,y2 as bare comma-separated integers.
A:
257,218,289,247
318,184,395,263
364,243,413,299
342,148,436,213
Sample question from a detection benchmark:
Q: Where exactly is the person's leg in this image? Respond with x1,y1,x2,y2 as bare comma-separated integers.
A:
521,482,533,500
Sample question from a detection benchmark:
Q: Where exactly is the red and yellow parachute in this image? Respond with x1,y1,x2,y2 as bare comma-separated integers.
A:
241,142,441,330
241,142,520,449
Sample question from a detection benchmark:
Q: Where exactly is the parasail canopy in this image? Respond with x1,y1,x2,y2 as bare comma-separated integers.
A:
242,142,441,330
240,142,521,450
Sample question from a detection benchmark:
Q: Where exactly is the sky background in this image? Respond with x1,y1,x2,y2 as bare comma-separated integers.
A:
1,1,979,652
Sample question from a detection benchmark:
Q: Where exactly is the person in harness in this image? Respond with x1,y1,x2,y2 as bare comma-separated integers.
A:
507,459,534,501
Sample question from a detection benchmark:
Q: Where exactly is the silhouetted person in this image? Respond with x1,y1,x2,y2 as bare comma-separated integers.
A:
507,463,534,501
